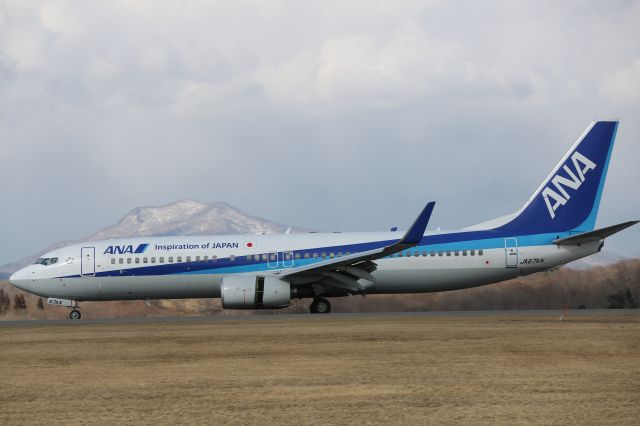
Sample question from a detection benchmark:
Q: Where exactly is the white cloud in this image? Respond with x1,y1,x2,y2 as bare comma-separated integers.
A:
254,23,541,108
600,59,640,106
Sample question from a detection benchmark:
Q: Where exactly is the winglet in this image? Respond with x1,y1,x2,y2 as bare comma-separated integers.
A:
398,202,435,245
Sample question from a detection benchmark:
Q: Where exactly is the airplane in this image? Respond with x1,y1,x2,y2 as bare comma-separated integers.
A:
9,121,638,319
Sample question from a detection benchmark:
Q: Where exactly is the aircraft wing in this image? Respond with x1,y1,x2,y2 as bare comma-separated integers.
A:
553,220,639,245
278,202,435,293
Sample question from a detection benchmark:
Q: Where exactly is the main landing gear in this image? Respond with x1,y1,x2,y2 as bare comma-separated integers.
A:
310,297,331,314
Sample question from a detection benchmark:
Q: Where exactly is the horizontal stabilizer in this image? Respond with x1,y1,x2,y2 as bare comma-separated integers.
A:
554,220,639,245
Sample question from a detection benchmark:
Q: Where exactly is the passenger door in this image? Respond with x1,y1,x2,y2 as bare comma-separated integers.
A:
81,246,96,276
505,238,518,268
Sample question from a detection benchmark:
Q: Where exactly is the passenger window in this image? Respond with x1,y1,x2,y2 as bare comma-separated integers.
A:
438,251,443,256
313,253,318,259
262,254,268,261
169,256,174,263
186,256,191,262
345,251,351,256
212,255,217,262
479,249,484,256
177,256,182,262
446,251,451,256
304,253,310,259
398,252,403,257
337,252,342,257
111,258,115,264
430,252,435,257
454,251,459,256
127,258,132,264
151,257,156,263
422,251,427,257
254,255,260,261
462,251,467,256
196,256,201,262
160,257,165,263
135,258,140,264
203,255,208,261
470,250,475,256
119,258,124,264
329,252,334,259
321,252,326,259
285,253,292,260
143,257,148,263
269,254,276,261
230,255,235,262
295,253,300,260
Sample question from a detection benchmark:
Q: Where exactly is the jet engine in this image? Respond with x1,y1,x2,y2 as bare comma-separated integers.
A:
221,275,291,309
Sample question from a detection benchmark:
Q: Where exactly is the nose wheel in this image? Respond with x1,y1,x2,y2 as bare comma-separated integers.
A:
69,309,82,320
310,297,331,314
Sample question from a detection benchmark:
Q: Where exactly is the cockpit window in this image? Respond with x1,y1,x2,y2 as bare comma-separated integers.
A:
32,257,58,266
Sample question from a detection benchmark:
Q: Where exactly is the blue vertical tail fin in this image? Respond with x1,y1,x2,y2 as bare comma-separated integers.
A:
495,121,619,234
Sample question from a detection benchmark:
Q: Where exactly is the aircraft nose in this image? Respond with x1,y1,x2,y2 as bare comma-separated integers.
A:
9,269,31,292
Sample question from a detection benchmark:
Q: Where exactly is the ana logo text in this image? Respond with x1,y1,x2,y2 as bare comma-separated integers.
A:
103,244,149,255
542,151,596,219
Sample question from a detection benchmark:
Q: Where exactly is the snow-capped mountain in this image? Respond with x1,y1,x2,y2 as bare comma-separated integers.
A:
1,200,298,275
87,200,294,240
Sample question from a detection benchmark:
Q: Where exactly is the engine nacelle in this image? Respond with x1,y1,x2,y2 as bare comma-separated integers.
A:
221,275,291,309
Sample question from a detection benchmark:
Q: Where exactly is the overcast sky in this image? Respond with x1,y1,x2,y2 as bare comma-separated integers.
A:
2,0,639,264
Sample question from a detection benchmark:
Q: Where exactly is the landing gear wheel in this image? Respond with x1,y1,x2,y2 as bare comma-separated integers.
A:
310,298,331,314
69,309,82,320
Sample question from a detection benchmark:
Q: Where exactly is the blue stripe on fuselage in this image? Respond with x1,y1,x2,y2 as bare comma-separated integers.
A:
57,228,569,278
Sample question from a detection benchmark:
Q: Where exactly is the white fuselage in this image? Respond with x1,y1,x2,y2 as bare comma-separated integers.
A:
9,231,600,301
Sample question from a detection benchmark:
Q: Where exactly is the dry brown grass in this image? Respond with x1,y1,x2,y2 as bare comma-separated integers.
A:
1,314,639,425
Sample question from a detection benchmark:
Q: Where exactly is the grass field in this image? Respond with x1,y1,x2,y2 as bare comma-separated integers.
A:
1,313,639,425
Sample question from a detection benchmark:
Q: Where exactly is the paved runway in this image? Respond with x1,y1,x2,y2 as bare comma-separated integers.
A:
1,308,638,327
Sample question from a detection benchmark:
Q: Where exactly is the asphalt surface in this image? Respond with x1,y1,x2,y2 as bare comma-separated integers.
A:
1,309,638,327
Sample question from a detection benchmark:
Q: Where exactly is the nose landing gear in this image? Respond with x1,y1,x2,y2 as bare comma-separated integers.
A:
46,298,83,320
